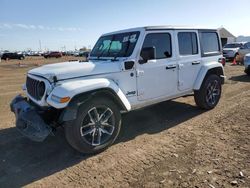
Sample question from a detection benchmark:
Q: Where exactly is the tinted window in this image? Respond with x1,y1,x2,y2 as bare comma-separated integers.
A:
142,33,171,59
200,32,220,54
178,32,198,55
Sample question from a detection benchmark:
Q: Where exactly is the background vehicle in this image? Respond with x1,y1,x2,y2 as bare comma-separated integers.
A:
238,42,250,63
1,52,25,60
223,42,244,61
79,51,90,58
11,26,224,154
244,53,250,75
43,51,62,58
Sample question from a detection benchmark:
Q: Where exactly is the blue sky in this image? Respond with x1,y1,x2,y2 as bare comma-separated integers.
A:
0,0,250,51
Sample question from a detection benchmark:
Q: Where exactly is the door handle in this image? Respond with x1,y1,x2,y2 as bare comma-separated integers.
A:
166,65,177,69
192,61,201,65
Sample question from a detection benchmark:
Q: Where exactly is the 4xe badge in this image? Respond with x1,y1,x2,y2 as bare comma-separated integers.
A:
126,91,136,96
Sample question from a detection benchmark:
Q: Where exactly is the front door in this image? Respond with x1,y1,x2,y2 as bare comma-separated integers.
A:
176,30,202,91
136,31,178,101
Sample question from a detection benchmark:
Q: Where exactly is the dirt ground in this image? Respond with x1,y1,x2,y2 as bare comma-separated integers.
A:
0,57,249,188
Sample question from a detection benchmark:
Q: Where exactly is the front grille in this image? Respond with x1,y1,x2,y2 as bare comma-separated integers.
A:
26,76,46,100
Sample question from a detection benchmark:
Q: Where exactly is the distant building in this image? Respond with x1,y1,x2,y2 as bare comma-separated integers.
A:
236,36,250,42
218,27,236,47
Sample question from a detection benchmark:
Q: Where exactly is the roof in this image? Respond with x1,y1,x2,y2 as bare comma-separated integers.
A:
144,25,216,30
104,25,217,36
218,27,236,38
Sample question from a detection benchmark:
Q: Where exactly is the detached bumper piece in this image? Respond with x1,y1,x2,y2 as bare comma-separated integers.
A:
10,95,52,142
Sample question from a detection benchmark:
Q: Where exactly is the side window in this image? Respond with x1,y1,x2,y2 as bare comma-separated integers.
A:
178,32,198,55
200,32,220,55
142,33,172,59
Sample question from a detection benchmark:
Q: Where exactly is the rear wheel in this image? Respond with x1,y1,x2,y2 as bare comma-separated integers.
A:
194,74,222,110
65,97,121,154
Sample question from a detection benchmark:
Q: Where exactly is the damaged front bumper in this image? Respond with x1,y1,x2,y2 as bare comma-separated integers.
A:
10,95,52,142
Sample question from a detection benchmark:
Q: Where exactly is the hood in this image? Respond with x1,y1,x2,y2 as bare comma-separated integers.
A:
28,60,121,81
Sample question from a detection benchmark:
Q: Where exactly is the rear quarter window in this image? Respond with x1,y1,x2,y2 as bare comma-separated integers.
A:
200,31,221,57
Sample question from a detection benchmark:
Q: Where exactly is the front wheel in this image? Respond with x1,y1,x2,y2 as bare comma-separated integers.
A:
65,97,121,154
194,74,222,110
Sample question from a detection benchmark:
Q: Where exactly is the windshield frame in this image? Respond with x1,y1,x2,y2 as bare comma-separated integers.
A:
90,31,140,59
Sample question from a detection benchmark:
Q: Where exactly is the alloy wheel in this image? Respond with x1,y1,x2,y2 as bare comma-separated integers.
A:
205,80,220,106
80,106,115,146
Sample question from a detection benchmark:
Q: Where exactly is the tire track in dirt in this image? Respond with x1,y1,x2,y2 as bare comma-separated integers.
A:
0,65,249,187
27,79,250,187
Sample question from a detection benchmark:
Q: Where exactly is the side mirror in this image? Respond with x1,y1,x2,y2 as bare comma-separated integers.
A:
139,47,156,64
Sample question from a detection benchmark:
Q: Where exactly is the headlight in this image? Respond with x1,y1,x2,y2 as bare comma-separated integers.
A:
51,94,70,103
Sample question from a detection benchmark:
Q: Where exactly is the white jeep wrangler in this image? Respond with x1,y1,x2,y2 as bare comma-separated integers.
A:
11,26,225,154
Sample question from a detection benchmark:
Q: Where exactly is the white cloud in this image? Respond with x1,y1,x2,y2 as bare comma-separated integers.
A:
0,23,13,29
15,24,30,29
38,25,45,30
29,25,36,29
0,23,82,32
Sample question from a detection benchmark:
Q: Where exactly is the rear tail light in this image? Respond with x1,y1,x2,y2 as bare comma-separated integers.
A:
218,57,226,66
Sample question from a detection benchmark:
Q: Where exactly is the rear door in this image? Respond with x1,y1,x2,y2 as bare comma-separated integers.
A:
176,30,201,91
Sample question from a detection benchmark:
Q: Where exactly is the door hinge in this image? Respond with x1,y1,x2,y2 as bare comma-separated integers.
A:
138,90,144,96
178,80,184,86
178,63,184,70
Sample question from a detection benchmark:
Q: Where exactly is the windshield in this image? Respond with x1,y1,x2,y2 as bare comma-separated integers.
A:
224,43,243,48
90,31,140,58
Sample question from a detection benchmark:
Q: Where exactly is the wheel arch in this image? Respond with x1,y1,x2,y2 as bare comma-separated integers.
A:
47,78,131,123
59,88,129,123
194,63,225,90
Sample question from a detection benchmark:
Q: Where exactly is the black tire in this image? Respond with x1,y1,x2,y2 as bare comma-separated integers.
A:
194,74,222,110
65,97,121,154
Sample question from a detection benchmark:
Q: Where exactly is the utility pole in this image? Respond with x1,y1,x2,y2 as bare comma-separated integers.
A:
39,40,42,51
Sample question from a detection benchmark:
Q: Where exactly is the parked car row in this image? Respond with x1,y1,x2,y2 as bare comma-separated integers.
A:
0,50,91,61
